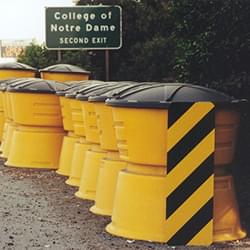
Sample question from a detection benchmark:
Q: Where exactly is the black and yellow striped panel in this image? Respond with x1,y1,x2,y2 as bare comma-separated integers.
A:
165,102,215,246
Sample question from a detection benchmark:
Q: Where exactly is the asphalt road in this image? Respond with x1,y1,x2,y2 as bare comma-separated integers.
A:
0,159,250,250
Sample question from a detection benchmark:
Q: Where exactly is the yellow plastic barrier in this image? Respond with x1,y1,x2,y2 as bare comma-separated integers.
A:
105,83,246,245
63,83,100,178
87,84,140,215
1,78,37,157
0,62,36,80
4,78,66,169
74,84,111,200
40,64,90,82
57,82,103,177
56,84,87,176
0,62,37,146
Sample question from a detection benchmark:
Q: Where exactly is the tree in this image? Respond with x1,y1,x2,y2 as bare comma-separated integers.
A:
169,0,250,98
77,0,175,81
17,43,57,69
18,43,91,71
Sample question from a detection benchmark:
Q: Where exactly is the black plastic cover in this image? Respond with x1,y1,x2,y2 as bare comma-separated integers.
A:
0,62,36,71
0,78,25,91
6,78,67,94
65,81,106,99
39,64,90,74
56,80,96,96
106,83,243,108
76,82,124,101
88,82,153,102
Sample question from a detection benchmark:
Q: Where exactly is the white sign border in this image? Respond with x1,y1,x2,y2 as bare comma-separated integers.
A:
45,5,122,50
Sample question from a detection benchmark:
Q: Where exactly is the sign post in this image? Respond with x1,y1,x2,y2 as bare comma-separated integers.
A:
105,50,109,81
45,6,122,80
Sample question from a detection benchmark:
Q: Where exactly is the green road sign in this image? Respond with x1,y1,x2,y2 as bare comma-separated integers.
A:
45,6,122,50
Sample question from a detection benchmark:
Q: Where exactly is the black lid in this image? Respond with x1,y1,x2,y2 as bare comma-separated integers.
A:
0,62,36,71
6,78,67,94
75,82,120,101
88,82,151,102
56,81,90,96
106,83,245,109
39,64,91,74
64,81,106,99
0,78,25,91
56,80,104,96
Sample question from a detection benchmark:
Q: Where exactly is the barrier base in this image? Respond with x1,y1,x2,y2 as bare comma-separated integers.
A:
213,175,246,242
106,170,246,243
0,122,16,159
56,133,78,176
0,110,5,143
0,121,9,153
106,169,167,242
66,140,91,187
5,126,65,169
90,156,126,216
75,145,106,201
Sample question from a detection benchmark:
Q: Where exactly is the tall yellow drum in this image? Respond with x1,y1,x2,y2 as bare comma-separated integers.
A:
40,64,90,82
0,62,37,145
105,83,246,245
0,78,37,158
0,62,36,79
74,83,114,200
88,82,146,216
5,78,67,169
62,82,104,180
56,82,92,176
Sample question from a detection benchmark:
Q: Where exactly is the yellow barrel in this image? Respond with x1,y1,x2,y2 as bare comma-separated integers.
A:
56,81,103,177
1,78,38,157
74,83,112,200
5,78,67,169
40,64,90,82
56,83,89,176
88,83,142,215
0,62,37,143
105,83,246,244
0,62,36,80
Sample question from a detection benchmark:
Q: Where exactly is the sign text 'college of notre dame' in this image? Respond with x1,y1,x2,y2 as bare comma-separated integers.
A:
45,6,122,50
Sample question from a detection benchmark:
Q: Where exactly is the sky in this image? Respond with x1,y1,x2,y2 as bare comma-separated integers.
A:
0,0,74,43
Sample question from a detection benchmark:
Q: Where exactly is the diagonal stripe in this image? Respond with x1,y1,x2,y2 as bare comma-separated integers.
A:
188,220,213,245
167,198,213,246
168,103,194,128
166,130,215,195
165,176,214,241
167,102,214,151
167,108,215,172
166,154,214,218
